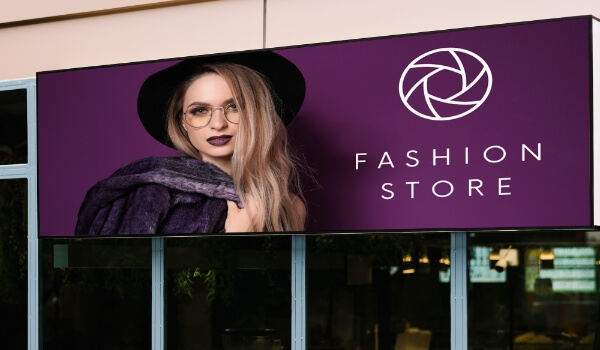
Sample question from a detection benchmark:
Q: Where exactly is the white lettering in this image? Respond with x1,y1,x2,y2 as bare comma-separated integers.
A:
381,183,394,199
378,152,394,169
406,150,419,167
522,143,541,161
484,145,506,163
432,180,453,198
433,148,450,166
469,179,484,196
355,153,367,170
499,177,511,195
406,181,419,199
381,178,513,199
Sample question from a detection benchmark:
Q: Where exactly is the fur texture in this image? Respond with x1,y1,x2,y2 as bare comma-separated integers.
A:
75,156,240,235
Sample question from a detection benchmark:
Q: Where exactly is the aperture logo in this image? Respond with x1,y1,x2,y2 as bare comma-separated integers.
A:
399,48,493,121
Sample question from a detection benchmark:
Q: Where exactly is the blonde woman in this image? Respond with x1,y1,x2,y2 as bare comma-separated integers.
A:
76,51,306,235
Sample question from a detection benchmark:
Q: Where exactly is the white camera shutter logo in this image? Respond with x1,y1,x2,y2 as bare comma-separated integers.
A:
399,48,493,121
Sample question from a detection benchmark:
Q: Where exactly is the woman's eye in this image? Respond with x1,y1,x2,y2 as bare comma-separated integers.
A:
189,107,209,116
226,103,238,112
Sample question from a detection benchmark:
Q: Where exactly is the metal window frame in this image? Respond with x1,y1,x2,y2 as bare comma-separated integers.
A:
451,232,468,350
152,238,165,349
292,235,307,350
0,78,39,350
290,233,467,350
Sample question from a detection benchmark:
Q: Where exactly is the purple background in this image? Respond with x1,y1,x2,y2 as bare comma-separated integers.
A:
38,17,593,236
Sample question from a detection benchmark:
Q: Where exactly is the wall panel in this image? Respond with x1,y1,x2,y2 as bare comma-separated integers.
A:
266,0,600,47
1,0,203,24
0,0,262,80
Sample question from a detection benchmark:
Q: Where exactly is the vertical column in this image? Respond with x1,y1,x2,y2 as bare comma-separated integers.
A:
262,0,267,48
451,232,468,350
291,235,307,350
152,237,165,350
28,179,39,350
26,79,40,350
593,18,600,225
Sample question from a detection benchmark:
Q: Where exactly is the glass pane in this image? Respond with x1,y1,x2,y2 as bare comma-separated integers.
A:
0,178,28,349
166,236,292,350
468,231,599,350
42,238,152,349
0,89,27,165
307,233,451,350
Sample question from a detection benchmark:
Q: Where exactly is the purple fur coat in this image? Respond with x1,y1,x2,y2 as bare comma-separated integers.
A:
75,157,240,235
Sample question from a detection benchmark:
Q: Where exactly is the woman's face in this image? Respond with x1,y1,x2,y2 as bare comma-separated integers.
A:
182,73,239,174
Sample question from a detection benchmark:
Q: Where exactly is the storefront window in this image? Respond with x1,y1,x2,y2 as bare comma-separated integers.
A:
0,88,27,165
0,178,28,349
166,236,292,350
42,239,152,349
468,231,599,350
306,233,451,350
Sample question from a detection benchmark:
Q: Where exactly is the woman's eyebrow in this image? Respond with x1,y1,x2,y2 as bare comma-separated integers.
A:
186,98,235,107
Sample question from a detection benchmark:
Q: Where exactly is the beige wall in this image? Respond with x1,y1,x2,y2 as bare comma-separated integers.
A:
0,0,182,23
1,0,599,80
267,0,600,47
0,0,263,80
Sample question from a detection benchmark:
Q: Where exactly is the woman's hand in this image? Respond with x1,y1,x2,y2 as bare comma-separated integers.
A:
225,198,256,233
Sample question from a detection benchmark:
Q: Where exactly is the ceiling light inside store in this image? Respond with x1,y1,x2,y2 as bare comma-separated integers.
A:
494,258,508,272
439,252,450,267
489,249,500,261
490,246,519,272
402,253,416,274
540,249,555,260
499,248,519,266
540,248,555,269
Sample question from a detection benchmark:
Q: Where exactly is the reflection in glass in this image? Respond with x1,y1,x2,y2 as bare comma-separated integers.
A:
307,233,451,350
166,236,292,350
0,89,27,165
468,231,598,350
42,239,152,349
0,179,28,349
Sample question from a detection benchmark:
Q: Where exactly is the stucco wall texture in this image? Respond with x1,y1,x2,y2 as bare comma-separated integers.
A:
1,0,599,80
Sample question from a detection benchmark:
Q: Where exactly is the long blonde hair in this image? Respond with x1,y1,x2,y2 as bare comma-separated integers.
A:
166,63,305,232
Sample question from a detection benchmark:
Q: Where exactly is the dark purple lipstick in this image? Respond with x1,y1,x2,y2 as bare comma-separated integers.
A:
207,135,232,146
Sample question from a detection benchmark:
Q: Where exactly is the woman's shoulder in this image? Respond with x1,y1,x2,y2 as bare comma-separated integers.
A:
115,156,226,177
103,156,238,202
291,194,307,218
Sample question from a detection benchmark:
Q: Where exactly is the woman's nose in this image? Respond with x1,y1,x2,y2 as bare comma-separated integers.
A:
209,108,228,129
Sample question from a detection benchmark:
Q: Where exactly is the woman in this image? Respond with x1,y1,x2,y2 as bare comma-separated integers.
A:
76,51,306,235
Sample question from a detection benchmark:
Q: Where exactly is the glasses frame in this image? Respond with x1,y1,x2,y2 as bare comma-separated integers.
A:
182,103,239,129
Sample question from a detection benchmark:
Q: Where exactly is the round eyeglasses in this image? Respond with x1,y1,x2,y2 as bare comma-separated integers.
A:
183,103,239,128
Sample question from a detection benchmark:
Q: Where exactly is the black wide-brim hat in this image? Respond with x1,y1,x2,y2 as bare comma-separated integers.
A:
137,50,306,148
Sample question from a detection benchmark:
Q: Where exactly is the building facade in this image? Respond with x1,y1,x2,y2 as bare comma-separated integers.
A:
1,1,600,349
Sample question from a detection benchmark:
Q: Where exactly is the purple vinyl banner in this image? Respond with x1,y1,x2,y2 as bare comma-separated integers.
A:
37,16,596,237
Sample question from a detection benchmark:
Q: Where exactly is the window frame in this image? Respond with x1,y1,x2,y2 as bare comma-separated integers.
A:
0,78,38,349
